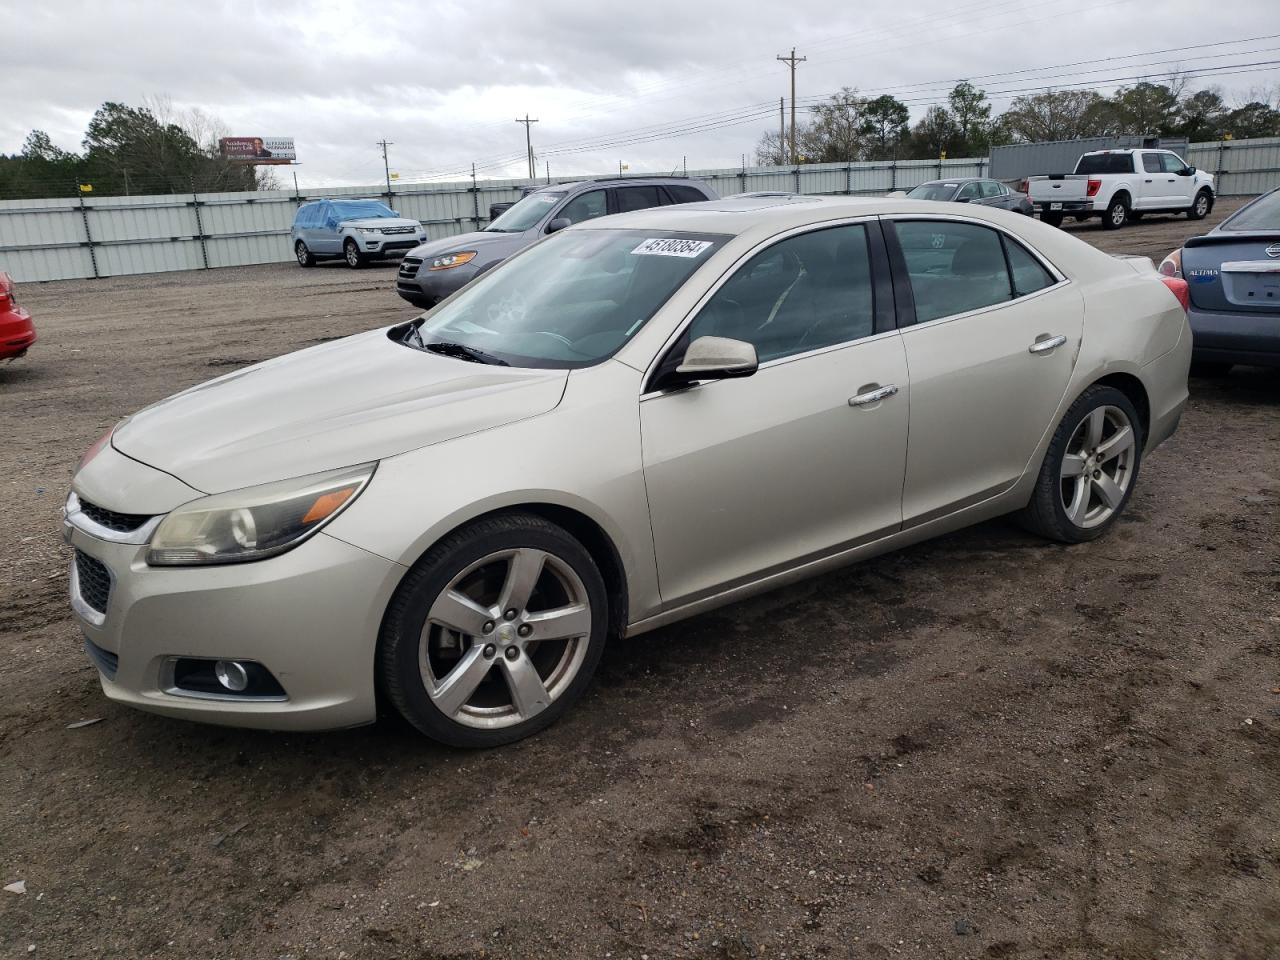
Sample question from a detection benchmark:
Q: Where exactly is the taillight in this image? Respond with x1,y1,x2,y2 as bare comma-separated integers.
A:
1158,248,1183,279
1086,178,1102,198
1161,276,1190,313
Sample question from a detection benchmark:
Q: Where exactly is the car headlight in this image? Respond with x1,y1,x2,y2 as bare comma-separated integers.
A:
146,463,375,566
354,227,380,235
429,251,477,271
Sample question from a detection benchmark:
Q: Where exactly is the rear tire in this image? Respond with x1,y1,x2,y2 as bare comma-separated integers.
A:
378,512,609,748
1017,385,1143,544
1188,189,1212,220
295,241,315,268
1040,211,1064,228
343,239,365,269
1103,195,1129,230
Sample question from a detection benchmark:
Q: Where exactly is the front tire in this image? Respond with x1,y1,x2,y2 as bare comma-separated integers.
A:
1188,189,1212,220
295,241,315,268
343,239,365,269
1103,195,1129,230
1017,385,1143,544
378,513,609,748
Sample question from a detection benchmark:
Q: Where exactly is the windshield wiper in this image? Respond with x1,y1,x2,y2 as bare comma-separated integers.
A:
424,340,509,366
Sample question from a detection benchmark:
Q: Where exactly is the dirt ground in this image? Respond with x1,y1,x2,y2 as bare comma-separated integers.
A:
1,199,1277,960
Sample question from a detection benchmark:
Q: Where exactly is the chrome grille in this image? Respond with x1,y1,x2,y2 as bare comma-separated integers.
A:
381,225,416,235
74,550,111,615
78,498,151,533
399,257,423,280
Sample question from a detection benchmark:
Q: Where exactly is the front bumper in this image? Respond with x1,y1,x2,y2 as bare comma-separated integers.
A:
66,518,403,731
358,234,425,256
395,256,478,309
1188,305,1280,367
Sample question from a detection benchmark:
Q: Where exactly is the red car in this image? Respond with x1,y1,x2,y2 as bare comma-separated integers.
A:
0,272,36,360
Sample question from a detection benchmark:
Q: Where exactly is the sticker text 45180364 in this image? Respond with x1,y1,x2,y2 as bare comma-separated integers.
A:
631,238,713,258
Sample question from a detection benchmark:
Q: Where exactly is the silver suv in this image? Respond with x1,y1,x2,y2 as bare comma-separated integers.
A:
292,199,428,269
395,177,718,308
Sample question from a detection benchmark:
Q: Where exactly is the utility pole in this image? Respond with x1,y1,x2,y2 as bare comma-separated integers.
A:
376,139,393,204
515,115,539,180
779,97,785,165
776,48,806,165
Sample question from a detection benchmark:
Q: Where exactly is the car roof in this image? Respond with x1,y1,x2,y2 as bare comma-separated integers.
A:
533,177,710,193
915,177,983,185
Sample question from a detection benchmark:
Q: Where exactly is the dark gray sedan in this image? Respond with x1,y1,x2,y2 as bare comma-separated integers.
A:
906,178,1034,215
1160,186,1280,373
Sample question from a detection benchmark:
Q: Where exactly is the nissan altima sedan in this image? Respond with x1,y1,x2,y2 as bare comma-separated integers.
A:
65,195,1192,747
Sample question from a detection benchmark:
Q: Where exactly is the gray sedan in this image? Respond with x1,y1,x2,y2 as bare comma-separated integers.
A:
906,178,1034,215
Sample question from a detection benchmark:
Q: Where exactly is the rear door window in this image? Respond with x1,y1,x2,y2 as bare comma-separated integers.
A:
615,186,663,213
893,220,1013,323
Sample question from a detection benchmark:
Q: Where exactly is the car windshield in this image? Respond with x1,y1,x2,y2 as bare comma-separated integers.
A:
1075,153,1134,175
1220,189,1280,231
907,183,959,201
331,200,397,221
405,228,728,368
485,191,565,232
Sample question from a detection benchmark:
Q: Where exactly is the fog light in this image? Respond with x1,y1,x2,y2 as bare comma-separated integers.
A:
214,660,249,692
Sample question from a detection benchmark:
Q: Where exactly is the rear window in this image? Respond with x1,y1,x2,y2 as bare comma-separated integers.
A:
665,185,708,204
1075,153,1135,175
1220,189,1280,231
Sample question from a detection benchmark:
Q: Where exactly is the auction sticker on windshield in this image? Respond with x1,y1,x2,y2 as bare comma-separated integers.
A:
632,238,713,258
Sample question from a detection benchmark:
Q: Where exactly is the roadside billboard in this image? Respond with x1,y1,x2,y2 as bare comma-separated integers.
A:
218,137,296,165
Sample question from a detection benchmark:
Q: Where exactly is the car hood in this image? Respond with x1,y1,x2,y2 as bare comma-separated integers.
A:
407,230,527,260
341,217,423,231
112,329,568,494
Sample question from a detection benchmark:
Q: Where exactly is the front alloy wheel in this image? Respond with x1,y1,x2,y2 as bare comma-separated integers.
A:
344,239,364,268
1017,385,1143,543
379,513,608,746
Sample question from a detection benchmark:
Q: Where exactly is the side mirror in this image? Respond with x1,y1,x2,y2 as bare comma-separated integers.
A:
546,217,571,234
1183,165,1196,176
674,336,758,381
956,196,972,203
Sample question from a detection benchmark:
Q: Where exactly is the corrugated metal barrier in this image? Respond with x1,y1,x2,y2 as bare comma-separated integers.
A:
2,137,1277,283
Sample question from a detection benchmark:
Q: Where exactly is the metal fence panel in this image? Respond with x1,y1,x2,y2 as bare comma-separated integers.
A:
3,137,1278,284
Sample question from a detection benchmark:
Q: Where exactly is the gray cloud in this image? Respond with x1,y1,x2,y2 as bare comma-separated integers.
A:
3,0,1275,187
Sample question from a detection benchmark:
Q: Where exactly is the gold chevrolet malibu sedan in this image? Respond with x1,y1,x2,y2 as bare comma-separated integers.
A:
65,195,1192,746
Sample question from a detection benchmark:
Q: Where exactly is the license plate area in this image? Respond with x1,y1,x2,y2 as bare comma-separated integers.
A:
1221,260,1280,308
1049,202,1063,210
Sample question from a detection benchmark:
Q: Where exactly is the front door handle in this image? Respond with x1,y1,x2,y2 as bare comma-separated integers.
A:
1028,334,1067,354
849,383,899,407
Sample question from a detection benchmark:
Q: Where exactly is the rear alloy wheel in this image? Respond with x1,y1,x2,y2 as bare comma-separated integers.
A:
343,238,364,268
1188,189,1212,220
379,513,608,747
1018,385,1143,543
1103,196,1129,230
295,241,315,267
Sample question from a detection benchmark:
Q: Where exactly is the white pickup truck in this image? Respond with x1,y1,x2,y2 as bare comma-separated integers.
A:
1028,149,1215,230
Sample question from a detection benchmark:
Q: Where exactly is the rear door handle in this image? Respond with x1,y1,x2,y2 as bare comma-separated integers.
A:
1028,334,1067,354
849,383,899,407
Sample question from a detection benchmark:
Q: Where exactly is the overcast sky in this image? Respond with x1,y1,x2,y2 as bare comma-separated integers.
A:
4,0,1277,187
